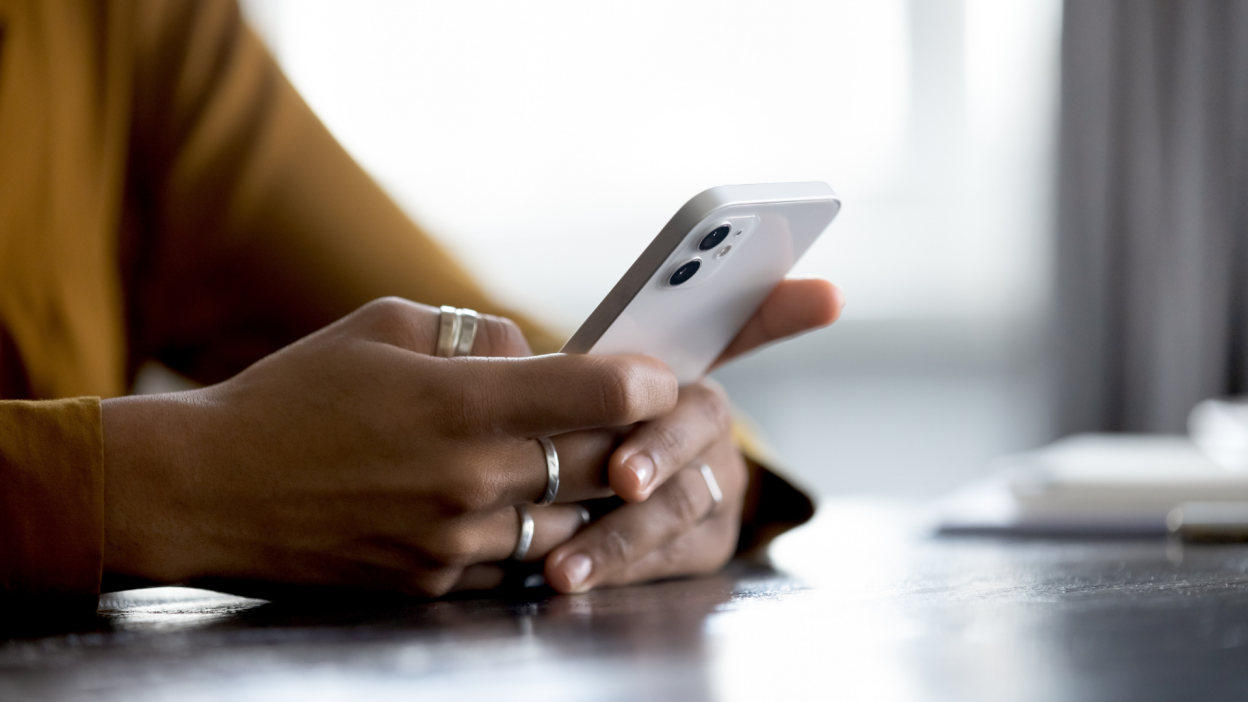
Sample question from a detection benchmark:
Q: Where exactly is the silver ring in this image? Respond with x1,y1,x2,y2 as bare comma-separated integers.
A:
536,437,560,505
436,305,461,358
512,505,535,561
700,464,723,514
454,308,479,357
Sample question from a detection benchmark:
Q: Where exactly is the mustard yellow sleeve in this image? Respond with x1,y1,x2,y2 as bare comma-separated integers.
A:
0,398,104,613
731,417,814,558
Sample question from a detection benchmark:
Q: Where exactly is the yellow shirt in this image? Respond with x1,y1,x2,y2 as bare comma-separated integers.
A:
0,0,811,612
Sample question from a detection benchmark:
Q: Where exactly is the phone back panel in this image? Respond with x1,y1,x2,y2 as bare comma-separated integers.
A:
562,182,840,385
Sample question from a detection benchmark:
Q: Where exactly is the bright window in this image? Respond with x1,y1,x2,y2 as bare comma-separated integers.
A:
246,0,912,329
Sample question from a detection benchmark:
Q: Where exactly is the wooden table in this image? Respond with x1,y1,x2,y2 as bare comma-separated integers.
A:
4,499,1248,701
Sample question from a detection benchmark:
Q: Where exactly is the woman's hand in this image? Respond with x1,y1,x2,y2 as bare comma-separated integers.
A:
542,380,746,592
102,276,842,598
541,278,844,593
101,298,678,597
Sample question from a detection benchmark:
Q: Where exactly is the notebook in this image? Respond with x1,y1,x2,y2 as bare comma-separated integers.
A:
934,434,1248,535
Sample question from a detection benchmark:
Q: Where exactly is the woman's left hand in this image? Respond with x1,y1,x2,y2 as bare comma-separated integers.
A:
540,278,844,593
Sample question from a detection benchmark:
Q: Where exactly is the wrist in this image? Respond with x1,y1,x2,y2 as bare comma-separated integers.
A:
101,391,208,583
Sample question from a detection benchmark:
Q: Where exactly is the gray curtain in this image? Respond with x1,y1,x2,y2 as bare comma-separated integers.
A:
1056,0,1248,434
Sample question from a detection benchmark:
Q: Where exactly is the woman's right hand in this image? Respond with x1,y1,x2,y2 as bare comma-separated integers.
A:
100,298,678,596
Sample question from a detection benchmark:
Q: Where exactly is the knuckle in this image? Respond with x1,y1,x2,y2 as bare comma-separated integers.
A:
666,470,708,525
647,422,685,459
434,460,499,515
359,296,411,323
424,525,479,567
597,526,634,566
594,362,642,424
441,481,496,516
354,297,430,349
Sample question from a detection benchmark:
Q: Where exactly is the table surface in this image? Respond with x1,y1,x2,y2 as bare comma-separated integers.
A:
5,499,1248,702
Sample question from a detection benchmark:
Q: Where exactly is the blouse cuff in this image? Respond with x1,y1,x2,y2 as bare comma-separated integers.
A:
731,415,816,558
0,398,105,613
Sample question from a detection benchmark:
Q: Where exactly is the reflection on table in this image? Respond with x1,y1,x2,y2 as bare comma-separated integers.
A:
4,500,1248,701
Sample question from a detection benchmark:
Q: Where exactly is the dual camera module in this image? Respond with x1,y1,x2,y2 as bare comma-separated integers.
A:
668,224,733,286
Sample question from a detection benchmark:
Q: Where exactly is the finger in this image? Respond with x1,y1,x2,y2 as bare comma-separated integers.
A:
449,564,507,592
519,502,593,562
596,511,738,587
346,297,534,358
607,381,731,502
537,429,628,504
473,427,626,508
437,353,678,437
467,313,532,357
543,464,721,594
469,503,594,563
710,278,844,370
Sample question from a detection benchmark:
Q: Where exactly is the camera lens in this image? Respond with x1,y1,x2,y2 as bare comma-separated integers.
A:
698,225,732,251
668,259,701,286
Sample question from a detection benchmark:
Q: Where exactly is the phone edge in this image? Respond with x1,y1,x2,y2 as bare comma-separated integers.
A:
560,181,838,354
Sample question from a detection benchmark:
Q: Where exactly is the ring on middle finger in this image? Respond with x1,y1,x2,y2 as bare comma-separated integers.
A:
535,437,560,505
512,504,535,561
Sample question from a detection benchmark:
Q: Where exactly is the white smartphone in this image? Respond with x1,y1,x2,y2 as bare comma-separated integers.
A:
562,182,841,385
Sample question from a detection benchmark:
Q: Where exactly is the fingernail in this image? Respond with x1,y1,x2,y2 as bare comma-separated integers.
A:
561,554,593,592
626,454,654,492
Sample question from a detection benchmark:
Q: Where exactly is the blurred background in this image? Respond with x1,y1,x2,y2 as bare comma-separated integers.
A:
239,0,1063,500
